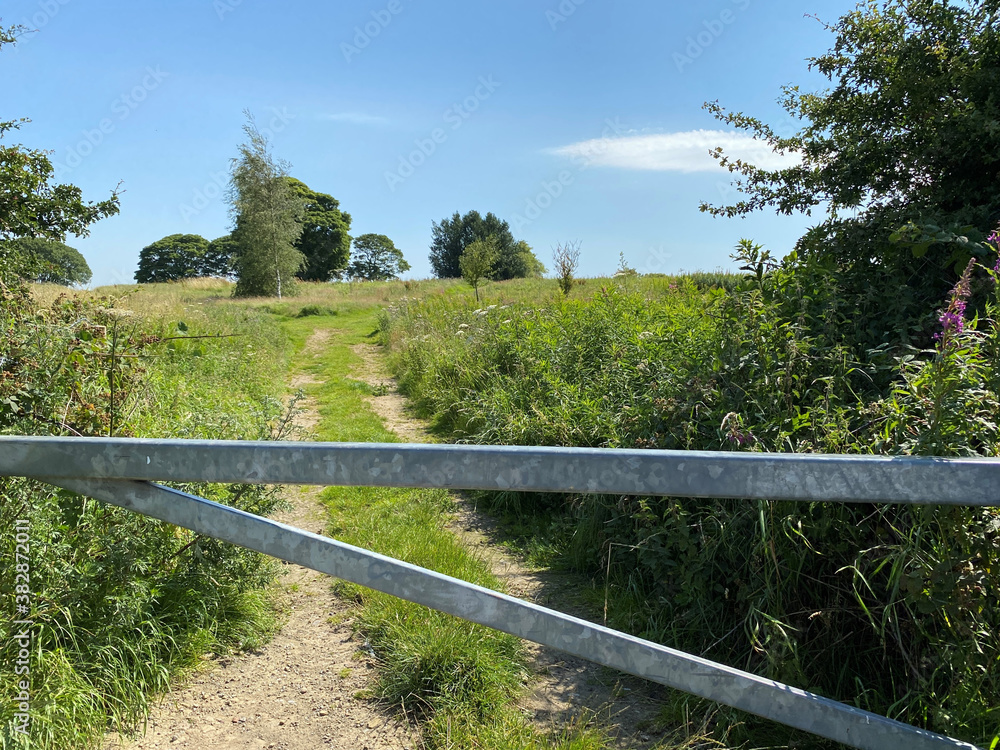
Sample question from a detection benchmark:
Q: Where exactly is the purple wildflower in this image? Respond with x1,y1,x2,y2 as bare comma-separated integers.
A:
935,258,975,342
721,412,755,447
726,431,755,447
989,228,1000,273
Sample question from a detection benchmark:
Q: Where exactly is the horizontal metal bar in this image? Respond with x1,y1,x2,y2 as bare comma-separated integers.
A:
3,436,1000,505
47,477,979,750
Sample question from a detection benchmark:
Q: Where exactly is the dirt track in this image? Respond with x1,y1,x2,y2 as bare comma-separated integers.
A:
106,331,665,749
105,331,418,750
349,343,665,748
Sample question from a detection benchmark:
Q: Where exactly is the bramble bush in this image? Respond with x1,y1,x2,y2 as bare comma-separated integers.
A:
0,281,291,749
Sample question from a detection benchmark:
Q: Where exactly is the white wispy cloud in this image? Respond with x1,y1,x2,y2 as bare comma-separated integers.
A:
320,112,389,126
549,129,800,173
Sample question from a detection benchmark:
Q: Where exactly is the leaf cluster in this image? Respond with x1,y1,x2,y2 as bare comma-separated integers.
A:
703,0,1000,346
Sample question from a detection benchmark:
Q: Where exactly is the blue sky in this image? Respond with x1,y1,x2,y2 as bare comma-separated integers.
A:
2,0,860,285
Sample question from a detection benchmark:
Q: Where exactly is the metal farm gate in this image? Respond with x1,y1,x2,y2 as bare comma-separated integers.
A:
2,436,996,750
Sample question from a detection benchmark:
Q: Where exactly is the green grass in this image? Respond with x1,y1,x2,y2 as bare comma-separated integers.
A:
4,275,839,750
374,271,1000,747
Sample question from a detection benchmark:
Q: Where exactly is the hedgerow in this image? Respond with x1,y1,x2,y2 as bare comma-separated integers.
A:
379,240,1000,745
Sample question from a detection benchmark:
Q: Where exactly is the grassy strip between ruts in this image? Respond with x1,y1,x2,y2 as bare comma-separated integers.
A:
280,308,609,749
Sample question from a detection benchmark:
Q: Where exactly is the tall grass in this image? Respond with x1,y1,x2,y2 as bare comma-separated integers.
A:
378,269,1000,747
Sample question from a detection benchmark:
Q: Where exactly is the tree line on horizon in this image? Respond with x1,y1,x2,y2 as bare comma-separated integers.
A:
134,174,410,287
11,112,551,295
133,187,549,295
137,112,549,297
129,112,548,297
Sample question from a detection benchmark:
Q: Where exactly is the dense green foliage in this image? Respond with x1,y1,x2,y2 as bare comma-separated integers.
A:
206,233,238,278
134,233,231,282
429,210,544,280
1,50,288,741
703,0,1000,349
0,282,290,748
285,177,352,282
229,115,304,298
347,233,410,281
379,245,1000,745
12,238,92,286
0,123,118,253
135,177,348,287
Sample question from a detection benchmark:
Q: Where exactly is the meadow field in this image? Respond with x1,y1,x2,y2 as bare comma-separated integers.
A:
3,271,1000,750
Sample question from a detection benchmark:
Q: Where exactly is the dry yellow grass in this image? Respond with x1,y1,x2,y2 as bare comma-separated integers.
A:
33,273,616,323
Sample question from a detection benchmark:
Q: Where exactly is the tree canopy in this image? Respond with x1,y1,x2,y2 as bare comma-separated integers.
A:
205,234,237,278
429,210,544,280
505,239,547,279
285,177,352,282
702,0,1000,340
228,113,304,298
14,238,92,286
459,237,498,302
347,233,410,281
135,234,217,283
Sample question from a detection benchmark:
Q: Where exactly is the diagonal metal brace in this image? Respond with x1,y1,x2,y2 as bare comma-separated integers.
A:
44,477,981,750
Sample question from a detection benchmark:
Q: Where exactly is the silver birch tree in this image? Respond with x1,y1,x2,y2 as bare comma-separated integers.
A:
228,112,304,298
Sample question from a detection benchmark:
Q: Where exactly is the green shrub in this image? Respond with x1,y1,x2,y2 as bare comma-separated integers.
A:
295,303,337,318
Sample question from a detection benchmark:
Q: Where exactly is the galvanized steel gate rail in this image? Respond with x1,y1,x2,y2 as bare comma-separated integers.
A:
2,436,995,750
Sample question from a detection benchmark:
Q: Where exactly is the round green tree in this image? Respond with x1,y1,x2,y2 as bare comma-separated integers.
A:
285,178,352,282
205,234,238,278
429,210,543,280
14,238,92,286
347,234,410,281
459,236,499,302
134,234,211,283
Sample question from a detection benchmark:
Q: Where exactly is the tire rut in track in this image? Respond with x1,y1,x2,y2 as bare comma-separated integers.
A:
349,343,666,749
